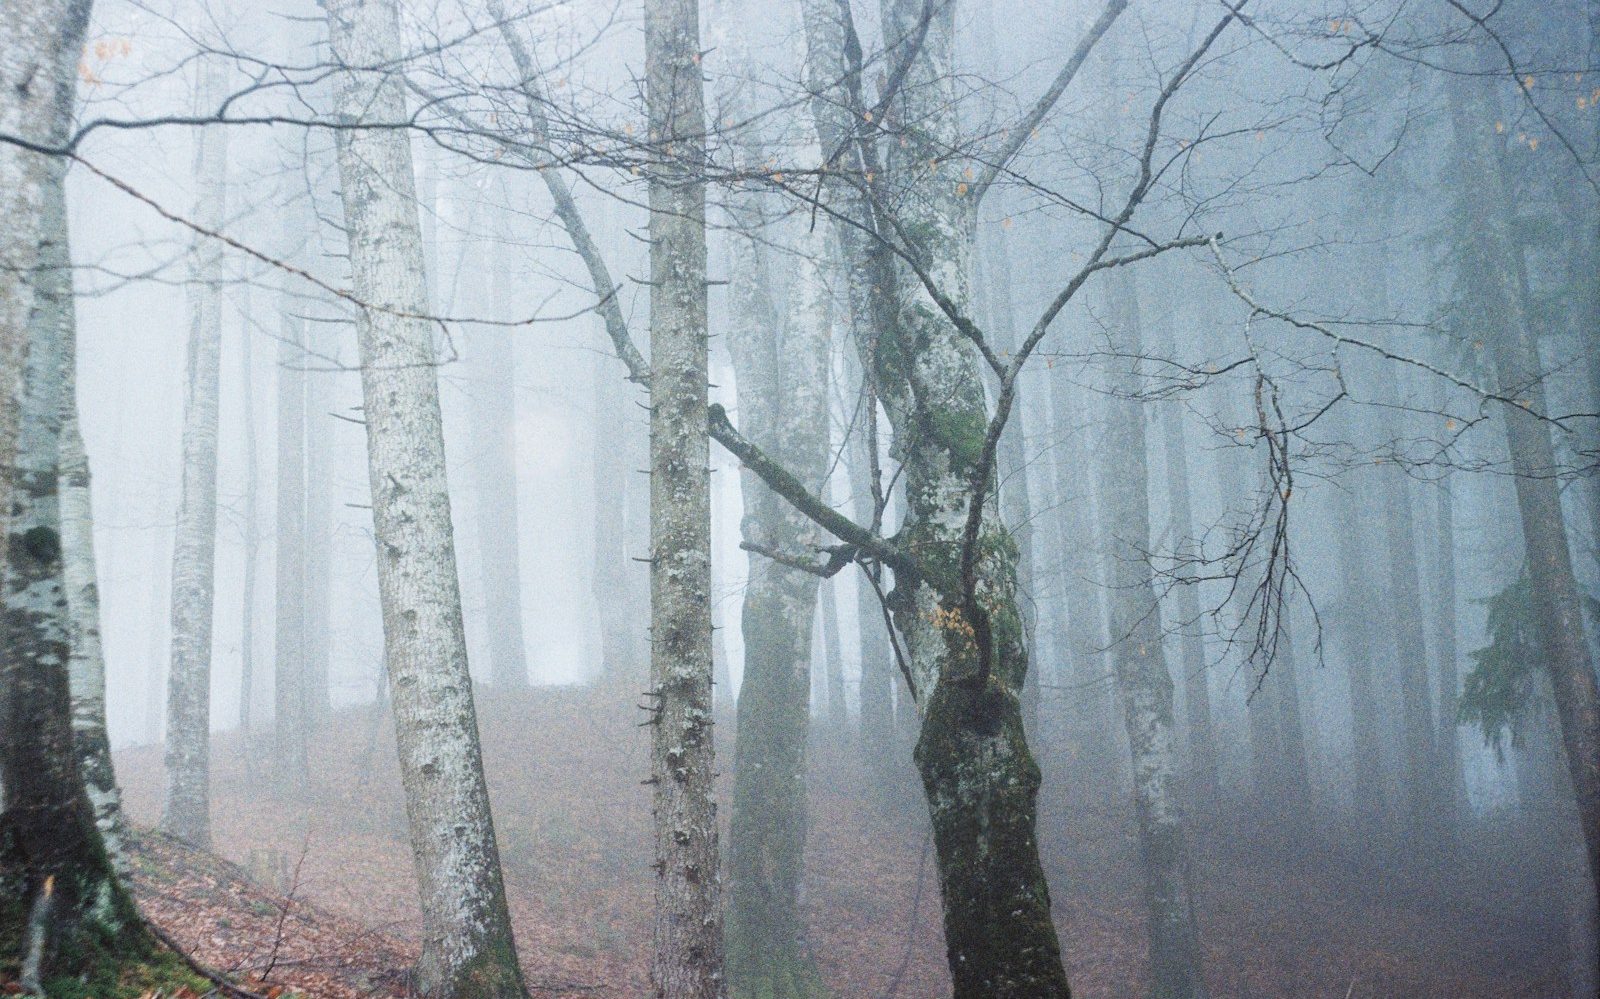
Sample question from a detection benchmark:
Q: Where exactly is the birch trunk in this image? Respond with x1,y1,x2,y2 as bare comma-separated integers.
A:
1097,268,1207,999
162,62,228,849
62,316,130,873
1449,59,1600,919
644,0,722,992
1,0,151,974
324,0,525,993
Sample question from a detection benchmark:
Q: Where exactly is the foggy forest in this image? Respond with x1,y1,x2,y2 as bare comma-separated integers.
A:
1,0,1598,996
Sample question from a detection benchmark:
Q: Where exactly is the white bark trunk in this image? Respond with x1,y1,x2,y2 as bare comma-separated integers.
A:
162,60,228,848
644,0,722,992
323,0,525,994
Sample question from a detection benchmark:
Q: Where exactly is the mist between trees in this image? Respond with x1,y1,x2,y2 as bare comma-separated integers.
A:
1,0,1599,997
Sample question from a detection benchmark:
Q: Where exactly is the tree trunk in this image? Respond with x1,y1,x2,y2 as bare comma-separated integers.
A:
721,125,832,994
469,235,527,689
163,63,228,849
1,0,153,977
1450,60,1600,923
324,0,526,993
643,0,722,993
240,284,261,737
1097,266,1207,999
821,576,847,731
796,0,1070,991
1151,312,1218,809
273,264,310,795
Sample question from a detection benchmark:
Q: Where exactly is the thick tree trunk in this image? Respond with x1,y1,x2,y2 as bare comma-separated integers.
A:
796,0,1070,992
324,0,526,994
1097,267,1207,999
643,0,722,993
1450,63,1600,923
1,0,152,976
162,64,228,849
62,311,130,873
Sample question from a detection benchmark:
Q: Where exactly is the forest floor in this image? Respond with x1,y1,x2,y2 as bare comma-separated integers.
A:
116,685,1572,998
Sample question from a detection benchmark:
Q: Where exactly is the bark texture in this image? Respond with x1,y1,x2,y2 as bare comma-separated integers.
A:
644,0,723,993
324,0,526,994
1,0,152,979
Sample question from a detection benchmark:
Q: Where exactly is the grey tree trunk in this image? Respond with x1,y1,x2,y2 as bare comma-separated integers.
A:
162,64,228,848
1330,445,1387,827
239,285,261,738
1449,59,1600,920
0,0,152,975
62,399,130,871
273,264,310,795
1097,267,1207,999
324,0,526,993
722,129,832,995
469,233,527,689
1152,313,1218,809
821,577,846,732
643,0,722,993
795,0,1070,991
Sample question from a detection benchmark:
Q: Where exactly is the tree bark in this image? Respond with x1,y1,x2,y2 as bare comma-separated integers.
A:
324,0,526,993
643,0,723,993
162,61,228,849
1097,266,1207,999
1,0,152,977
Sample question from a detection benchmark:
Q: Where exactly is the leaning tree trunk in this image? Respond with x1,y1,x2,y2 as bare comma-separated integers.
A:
643,0,722,993
1,0,153,979
721,129,832,996
162,61,228,849
1097,266,1208,999
323,0,526,995
1450,60,1600,920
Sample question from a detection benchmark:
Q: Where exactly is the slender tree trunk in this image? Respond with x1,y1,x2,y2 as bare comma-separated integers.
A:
721,127,832,994
1098,267,1207,999
1331,448,1387,827
273,264,310,795
643,0,722,992
240,286,260,737
1,0,153,975
469,236,527,689
1450,61,1600,921
1152,312,1219,809
324,0,526,994
303,352,333,726
593,344,644,686
821,577,846,732
163,64,228,848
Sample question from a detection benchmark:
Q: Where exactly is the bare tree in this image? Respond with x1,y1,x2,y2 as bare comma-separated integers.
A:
323,0,526,993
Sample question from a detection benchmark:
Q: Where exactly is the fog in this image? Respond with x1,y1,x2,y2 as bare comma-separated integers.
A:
1,0,1597,996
